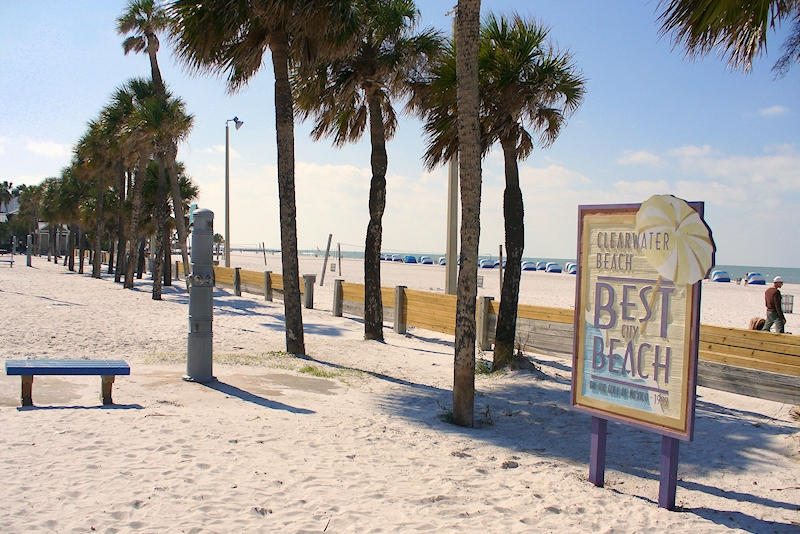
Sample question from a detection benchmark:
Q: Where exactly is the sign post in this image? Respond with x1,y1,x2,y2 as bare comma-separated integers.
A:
572,195,715,510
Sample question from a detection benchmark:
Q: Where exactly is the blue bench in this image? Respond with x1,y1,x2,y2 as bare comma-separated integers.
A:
5,359,130,406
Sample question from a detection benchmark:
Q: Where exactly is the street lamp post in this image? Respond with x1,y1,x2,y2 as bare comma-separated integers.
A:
224,116,243,268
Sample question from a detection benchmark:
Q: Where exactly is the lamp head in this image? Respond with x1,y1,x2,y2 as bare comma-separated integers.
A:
233,116,244,130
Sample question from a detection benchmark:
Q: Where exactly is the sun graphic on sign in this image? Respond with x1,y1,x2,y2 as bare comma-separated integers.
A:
635,195,715,286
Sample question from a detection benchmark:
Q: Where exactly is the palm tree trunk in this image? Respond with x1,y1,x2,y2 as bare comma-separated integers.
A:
125,156,148,288
93,186,105,279
108,241,115,275
47,227,53,261
164,231,172,286
148,44,166,99
152,157,168,300
115,168,128,283
78,228,86,274
137,239,146,279
364,90,388,341
271,29,305,355
68,225,75,272
494,135,525,369
166,142,191,279
453,0,482,428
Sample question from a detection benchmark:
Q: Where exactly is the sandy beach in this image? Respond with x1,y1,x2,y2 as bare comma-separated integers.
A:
1,254,799,533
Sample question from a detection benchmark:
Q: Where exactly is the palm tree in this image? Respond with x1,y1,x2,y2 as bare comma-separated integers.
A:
657,0,800,75
15,184,43,253
170,0,357,355
453,0,482,428
135,93,194,300
118,0,193,279
412,15,584,372
75,119,114,278
480,15,584,369
0,181,12,212
293,0,441,341
119,78,159,289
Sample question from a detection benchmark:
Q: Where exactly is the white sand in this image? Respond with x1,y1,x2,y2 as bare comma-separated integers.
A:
1,253,799,532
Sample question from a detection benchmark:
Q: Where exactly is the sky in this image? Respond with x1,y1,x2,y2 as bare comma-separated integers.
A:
1,1,798,267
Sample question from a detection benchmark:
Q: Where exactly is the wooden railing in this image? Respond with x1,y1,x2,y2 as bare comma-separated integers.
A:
695,325,800,404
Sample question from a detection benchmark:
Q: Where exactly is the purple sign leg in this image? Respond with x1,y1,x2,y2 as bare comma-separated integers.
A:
659,436,680,510
589,416,607,487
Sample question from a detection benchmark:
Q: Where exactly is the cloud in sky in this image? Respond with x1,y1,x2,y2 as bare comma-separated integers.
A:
195,145,240,158
0,137,8,155
759,105,789,117
186,143,800,265
616,150,665,167
25,140,72,158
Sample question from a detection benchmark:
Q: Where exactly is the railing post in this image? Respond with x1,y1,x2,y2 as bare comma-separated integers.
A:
175,260,181,280
477,296,494,350
333,279,343,317
394,285,406,334
233,267,241,296
264,271,273,301
303,274,316,309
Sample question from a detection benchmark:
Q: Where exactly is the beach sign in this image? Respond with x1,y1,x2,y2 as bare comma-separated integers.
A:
572,195,715,509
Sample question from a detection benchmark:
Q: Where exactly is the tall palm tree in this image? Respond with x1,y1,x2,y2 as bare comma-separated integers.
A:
119,78,160,289
481,15,584,369
658,0,800,75
453,0,482,428
293,0,441,341
412,15,584,371
170,0,357,355
118,0,193,278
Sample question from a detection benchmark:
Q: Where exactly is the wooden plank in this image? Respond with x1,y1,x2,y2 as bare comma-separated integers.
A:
263,274,305,294
341,300,395,322
403,289,457,307
240,282,264,296
405,310,454,326
239,269,265,286
341,283,394,306
699,341,800,366
271,273,284,291
697,361,800,405
405,306,455,322
214,266,235,285
517,304,574,323
341,282,364,303
700,350,800,376
381,287,395,307
405,318,454,336
701,324,800,348
700,331,800,358
488,301,574,324
342,300,363,316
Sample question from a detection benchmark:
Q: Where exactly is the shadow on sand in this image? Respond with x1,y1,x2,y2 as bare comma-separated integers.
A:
300,348,799,533
201,379,315,415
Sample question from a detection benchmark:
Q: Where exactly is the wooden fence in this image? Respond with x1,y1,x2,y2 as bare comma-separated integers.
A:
171,262,800,405
176,262,312,306
332,281,800,405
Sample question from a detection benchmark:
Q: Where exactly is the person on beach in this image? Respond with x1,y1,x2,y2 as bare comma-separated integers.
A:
762,276,786,333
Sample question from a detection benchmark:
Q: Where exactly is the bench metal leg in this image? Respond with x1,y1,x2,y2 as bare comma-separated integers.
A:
21,376,33,406
101,376,115,405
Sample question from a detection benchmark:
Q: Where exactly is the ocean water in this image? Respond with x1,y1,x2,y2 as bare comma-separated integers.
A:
297,249,800,285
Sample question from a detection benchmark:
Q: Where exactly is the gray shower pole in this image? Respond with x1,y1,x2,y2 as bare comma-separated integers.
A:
185,208,215,383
